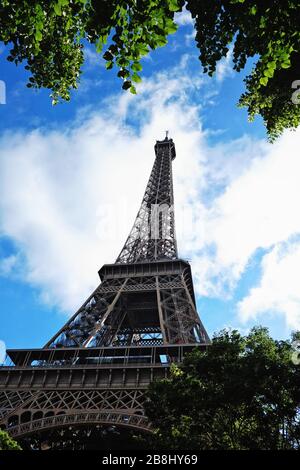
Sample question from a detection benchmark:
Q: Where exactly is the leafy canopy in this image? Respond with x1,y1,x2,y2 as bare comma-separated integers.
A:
0,0,300,139
0,429,22,450
144,327,300,450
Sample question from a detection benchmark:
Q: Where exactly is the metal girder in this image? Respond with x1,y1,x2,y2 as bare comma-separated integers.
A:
116,138,178,264
0,388,150,440
44,264,209,349
0,137,210,446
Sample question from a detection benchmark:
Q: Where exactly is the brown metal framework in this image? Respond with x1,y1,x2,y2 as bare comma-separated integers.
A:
116,138,177,264
0,136,210,449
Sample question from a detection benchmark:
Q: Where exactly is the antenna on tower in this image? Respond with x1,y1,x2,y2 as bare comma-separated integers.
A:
165,130,169,140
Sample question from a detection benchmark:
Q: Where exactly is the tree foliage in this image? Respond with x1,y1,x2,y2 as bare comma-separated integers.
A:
0,0,300,139
144,327,300,450
0,429,22,450
192,0,300,140
0,0,181,103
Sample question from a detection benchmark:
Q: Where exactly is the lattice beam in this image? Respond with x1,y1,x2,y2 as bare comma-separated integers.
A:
116,138,178,264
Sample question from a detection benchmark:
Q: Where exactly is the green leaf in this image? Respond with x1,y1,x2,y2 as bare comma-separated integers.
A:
167,24,178,34
154,36,167,47
122,80,131,90
168,0,180,12
264,68,274,78
132,61,142,72
99,34,108,46
35,30,43,42
103,50,114,61
131,72,142,83
36,20,44,32
117,68,129,78
259,17,266,28
0,429,22,450
136,44,149,56
109,44,118,54
165,20,178,34
130,85,137,94
53,2,62,16
260,76,269,86
96,40,103,53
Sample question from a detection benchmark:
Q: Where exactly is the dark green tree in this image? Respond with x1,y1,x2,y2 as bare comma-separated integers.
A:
0,429,22,450
1,1,300,139
144,327,300,450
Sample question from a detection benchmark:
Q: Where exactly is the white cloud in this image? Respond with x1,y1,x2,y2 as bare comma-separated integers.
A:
196,130,300,289
0,125,150,311
184,30,196,46
0,57,208,313
1,52,300,333
0,340,6,363
76,77,103,95
0,254,19,276
188,129,300,330
84,47,103,69
215,46,234,83
174,7,194,26
238,240,300,329
174,6,196,46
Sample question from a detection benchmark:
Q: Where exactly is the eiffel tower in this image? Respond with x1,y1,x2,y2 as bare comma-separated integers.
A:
0,135,210,449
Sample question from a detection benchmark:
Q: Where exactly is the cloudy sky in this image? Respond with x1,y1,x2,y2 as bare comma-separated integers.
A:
0,10,299,359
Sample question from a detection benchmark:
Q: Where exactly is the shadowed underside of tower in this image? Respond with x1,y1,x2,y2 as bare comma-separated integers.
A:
0,136,210,449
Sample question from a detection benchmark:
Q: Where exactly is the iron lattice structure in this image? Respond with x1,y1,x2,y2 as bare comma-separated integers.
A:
0,136,210,449
116,138,177,264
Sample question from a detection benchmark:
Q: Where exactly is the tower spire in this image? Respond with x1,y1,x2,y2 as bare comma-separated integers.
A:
116,136,177,264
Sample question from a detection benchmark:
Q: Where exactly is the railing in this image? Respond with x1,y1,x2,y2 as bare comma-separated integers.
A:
8,411,151,437
2,343,202,368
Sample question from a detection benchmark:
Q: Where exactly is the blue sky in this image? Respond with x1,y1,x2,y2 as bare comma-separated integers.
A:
0,10,299,359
